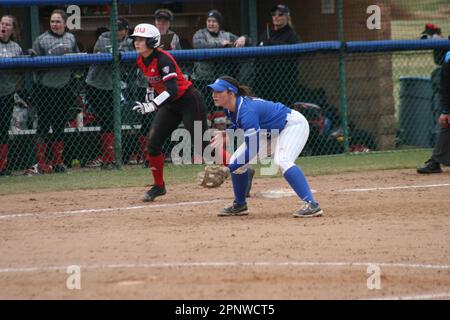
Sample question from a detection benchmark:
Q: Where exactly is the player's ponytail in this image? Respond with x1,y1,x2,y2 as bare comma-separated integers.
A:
219,76,255,97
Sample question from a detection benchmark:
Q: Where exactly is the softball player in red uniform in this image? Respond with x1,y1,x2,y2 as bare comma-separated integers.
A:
131,23,208,201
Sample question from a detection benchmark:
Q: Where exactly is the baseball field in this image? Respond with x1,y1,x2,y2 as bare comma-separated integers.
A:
1,149,449,300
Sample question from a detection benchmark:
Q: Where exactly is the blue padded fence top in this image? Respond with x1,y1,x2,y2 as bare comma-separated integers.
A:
1,40,450,69
0,53,112,69
121,41,342,63
346,39,450,53
0,0,196,5
1,0,111,5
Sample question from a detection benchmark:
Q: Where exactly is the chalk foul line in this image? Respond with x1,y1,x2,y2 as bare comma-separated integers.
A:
341,183,450,192
0,199,224,220
2,260,450,274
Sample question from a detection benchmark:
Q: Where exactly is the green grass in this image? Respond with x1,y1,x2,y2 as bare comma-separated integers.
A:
391,19,450,40
393,0,450,14
0,149,432,195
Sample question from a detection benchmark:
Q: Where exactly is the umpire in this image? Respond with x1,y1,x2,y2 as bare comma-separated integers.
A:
417,51,450,173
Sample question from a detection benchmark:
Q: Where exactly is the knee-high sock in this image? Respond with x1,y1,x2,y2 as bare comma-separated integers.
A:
231,171,249,205
283,165,317,204
138,135,149,164
101,132,115,164
50,141,64,166
34,142,52,173
148,153,165,187
216,146,230,166
0,144,9,171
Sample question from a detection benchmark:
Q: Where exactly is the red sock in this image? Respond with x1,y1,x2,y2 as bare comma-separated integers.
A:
216,146,230,165
101,132,115,164
50,141,64,166
148,153,165,187
138,135,149,164
0,144,9,171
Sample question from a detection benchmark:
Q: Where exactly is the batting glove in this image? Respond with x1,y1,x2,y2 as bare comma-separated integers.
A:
132,101,157,114
145,88,155,103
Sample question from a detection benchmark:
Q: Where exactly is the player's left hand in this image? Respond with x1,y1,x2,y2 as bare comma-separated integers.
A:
132,101,157,114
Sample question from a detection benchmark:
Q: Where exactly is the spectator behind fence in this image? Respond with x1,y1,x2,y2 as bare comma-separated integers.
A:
420,23,447,66
417,51,450,174
85,17,135,169
0,14,23,176
255,4,300,106
26,9,79,176
154,8,181,50
191,10,249,113
259,4,300,46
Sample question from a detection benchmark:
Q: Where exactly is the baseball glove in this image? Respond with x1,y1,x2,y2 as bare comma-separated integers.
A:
197,165,230,188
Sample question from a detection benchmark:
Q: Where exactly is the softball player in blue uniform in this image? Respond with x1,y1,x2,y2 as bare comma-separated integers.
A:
208,76,323,218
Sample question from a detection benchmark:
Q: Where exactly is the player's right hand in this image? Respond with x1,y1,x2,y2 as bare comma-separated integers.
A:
132,101,157,114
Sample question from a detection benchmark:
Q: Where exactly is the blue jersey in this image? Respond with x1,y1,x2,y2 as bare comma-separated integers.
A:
225,96,291,132
225,96,292,171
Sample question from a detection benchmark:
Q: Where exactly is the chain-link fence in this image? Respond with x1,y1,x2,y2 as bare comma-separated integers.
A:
1,0,450,176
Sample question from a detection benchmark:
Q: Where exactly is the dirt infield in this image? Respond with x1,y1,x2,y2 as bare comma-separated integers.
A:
1,169,450,300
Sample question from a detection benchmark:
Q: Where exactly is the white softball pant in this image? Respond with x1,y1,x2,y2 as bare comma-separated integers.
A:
229,110,310,174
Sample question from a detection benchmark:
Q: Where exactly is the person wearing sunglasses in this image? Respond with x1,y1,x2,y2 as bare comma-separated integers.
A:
259,4,300,46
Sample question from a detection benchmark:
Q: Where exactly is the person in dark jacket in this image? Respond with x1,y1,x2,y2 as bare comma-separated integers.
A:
417,51,450,173
259,4,300,46
256,4,300,106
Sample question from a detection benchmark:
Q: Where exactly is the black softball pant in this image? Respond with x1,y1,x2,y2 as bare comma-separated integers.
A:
33,85,75,142
147,87,208,157
86,85,114,133
0,93,14,144
432,125,450,166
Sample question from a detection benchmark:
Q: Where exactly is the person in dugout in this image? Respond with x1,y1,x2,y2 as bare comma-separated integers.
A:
85,17,135,169
26,9,79,175
0,14,22,176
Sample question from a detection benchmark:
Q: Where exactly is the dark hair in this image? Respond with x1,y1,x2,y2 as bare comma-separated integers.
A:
155,8,174,21
1,14,19,42
219,76,255,97
117,17,129,31
50,9,68,23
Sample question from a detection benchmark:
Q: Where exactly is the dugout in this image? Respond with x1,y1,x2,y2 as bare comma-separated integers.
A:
1,0,402,153
397,75,441,148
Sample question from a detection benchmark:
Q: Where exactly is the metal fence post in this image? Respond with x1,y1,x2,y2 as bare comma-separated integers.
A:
110,0,122,168
337,0,350,154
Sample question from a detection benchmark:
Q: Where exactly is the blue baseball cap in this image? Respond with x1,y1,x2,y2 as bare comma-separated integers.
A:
207,78,238,94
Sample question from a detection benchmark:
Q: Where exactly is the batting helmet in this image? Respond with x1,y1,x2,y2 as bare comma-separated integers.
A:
131,23,161,48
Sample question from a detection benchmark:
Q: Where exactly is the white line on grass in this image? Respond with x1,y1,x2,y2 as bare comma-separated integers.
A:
0,199,224,220
1,261,450,274
341,183,450,192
